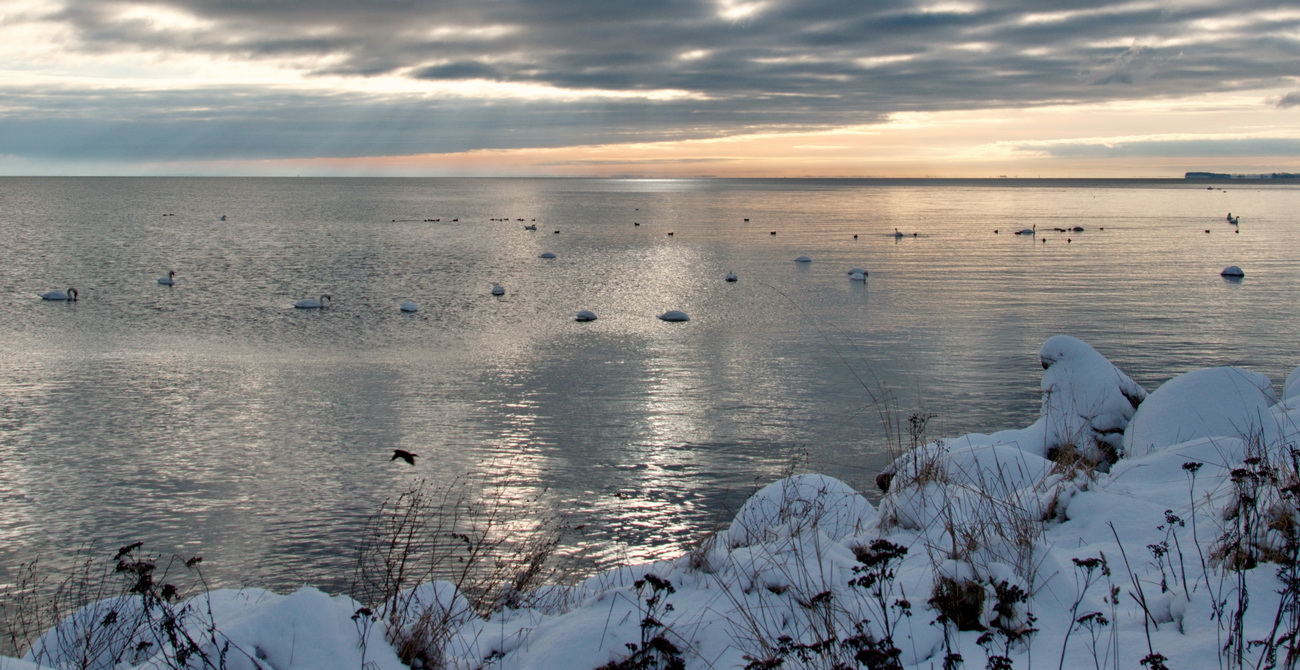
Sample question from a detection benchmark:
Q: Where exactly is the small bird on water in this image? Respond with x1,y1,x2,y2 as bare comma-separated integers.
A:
390,449,418,465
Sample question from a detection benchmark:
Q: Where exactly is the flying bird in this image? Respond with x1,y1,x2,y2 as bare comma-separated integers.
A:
390,449,418,465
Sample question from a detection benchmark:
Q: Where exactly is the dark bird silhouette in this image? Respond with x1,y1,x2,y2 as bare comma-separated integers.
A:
390,449,418,465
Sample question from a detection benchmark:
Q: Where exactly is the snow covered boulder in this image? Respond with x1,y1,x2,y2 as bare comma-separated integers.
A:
25,587,407,670
1284,365,1300,402
24,594,153,669
719,474,877,549
383,581,483,666
1038,335,1146,463
1121,366,1277,459
880,442,1055,531
199,587,405,670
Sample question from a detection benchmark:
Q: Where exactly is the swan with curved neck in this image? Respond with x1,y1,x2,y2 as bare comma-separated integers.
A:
41,288,78,301
158,270,175,286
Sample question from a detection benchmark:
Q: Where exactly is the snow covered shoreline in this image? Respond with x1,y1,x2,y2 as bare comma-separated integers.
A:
6,335,1300,669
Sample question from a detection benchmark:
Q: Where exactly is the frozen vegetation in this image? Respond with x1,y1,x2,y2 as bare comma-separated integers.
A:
4,335,1299,669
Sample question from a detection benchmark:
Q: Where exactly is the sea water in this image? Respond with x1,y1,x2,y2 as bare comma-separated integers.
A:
1,176,1297,592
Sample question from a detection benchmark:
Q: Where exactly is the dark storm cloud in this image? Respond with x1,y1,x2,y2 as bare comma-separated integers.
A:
6,0,1300,164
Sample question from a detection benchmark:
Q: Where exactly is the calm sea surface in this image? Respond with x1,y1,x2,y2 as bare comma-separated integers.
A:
1,177,1298,593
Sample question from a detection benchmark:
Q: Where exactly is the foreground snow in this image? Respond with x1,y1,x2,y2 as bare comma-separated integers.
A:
8,335,1300,669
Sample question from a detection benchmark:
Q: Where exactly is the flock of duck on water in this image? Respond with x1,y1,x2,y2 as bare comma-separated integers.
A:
37,211,1249,314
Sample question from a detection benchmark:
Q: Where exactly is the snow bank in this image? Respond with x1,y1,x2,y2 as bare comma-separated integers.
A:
8,336,1300,670
1122,366,1277,458
23,587,405,670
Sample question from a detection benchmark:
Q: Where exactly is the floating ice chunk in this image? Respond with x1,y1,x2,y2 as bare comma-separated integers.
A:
1122,366,1277,459
1220,265,1244,277
575,309,597,321
658,310,689,321
400,300,418,312
1038,335,1147,463
794,256,812,262
539,251,557,259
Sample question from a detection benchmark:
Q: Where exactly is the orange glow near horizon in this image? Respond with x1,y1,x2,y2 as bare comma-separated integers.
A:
150,92,1300,179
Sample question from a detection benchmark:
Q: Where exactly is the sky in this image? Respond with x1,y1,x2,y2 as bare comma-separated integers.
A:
1,0,1298,178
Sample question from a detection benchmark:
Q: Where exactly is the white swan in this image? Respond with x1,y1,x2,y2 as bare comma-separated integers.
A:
575,310,598,322
846,267,867,276
1014,225,1036,236
294,294,330,309
658,310,690,322
848,271,867,281
157,270,175,286
491,284,505,296
41,288,78,301
400,300,419,312
893,228,905,238
524,224,537,231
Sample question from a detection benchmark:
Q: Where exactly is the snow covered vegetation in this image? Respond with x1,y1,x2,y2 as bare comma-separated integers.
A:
4,335,1300,669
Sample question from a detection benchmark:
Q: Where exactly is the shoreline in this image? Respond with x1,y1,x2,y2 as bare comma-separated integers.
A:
7,335,1299,669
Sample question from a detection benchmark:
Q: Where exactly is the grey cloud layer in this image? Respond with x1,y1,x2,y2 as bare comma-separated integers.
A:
6,0,1299,163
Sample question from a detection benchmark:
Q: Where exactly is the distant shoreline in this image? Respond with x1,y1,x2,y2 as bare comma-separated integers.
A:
1185,171,1299,179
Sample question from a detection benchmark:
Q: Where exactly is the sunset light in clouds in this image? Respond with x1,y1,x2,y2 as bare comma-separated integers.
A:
1,0,1297,177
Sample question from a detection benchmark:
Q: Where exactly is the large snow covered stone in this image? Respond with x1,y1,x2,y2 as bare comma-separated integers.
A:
880,442,1054,530
1038,335,1146,463
720,474,877,549
1284,365,1300,401
1122,367,1277,459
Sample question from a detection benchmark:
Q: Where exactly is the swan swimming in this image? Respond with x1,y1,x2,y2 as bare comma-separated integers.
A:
893,228,905,238
400,301,418,312
491,284,505,296
157,270,175,286
294,294,330,309
1014,225,1037,236
41,288,78,301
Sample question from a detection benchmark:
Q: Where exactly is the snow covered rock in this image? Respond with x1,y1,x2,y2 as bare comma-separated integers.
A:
1121,366,1277,459
24,587,406,670
719,474,878,549
1284,364,1300,401
1037,335,1146,463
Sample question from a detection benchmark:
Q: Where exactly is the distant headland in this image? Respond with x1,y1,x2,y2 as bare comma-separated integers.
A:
1185,171,1299,179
